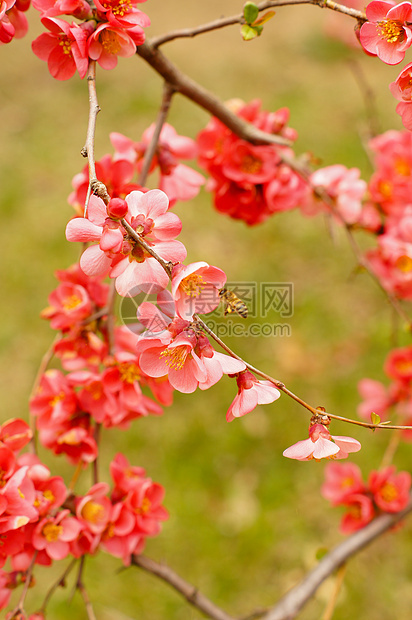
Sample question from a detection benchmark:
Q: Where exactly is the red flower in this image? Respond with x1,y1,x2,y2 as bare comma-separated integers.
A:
369,466,411,512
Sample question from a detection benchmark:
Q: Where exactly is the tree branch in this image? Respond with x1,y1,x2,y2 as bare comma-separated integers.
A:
151,0,366,47
131,554,236,620
136,41,292,147
262,497,412,620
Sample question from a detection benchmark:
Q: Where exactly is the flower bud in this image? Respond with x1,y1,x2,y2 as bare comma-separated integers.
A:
107,197,128,220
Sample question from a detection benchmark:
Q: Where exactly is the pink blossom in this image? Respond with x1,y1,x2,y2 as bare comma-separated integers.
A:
126,478,168,536
360,1,412,65
29,369,78,429
0,418,32,453
111,124,205,206
32,0,92,19
283,423,361,461
369,466,411,512
390,62,412,129
385,345,412,381
32,510,82,560
171,262,226,320
321,462,365,504
138,317,245,394
69,155,141,211
308,164,367,225
357,378,392,420
340,494,375,533
100,501,138,565
66,189,186,297
110,453,146,497
31,17,91,80
226,370,281,422
87,22,140,71
41,282,93,330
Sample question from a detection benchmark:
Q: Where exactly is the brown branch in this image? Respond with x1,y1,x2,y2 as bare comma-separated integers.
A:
75,557,97,620
151,0,366,47
262,496,412,620
10,552,37,617
136,41,291,147
138,81,176,186
120,217,173,276
131,554,236,620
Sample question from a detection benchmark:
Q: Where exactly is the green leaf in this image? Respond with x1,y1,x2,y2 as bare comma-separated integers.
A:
253,10,276,26
371,411,381,425
243,1,259,24
241,24,258,40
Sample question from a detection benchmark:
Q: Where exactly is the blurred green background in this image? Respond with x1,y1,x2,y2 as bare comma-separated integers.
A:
1,2,412,619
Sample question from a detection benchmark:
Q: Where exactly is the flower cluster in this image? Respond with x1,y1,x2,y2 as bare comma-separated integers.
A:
364,130,412,299
196,99,307,225
0,438,167,613
322,462,411,533
358,343,412,439
30,0,150,78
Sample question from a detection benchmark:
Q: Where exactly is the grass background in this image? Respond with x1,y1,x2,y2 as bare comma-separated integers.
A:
1,1,412,618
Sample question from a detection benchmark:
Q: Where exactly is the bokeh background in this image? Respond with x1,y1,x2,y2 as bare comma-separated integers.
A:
1,1,412,618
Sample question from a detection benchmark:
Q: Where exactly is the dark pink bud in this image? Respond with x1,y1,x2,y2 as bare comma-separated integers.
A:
107,197,128,220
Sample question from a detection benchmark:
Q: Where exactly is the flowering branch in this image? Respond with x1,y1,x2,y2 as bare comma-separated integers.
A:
262,495,412,620
131,554,236,620
151,0,367,48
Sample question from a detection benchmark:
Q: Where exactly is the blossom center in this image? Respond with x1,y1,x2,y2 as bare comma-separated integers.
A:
49,391,65,408
377,20,404,44
119,362,141,383
82,501,106,524
62,294,83,310
59,36,72,56
100,30,121,55
240,154,263,174
395,158,411,176
160,345,190,370
103,0,132,16
43,489,55,503
380,482,399,503
180,274,206,297
135,497,151,515
42,522,63,542
395,255,412,273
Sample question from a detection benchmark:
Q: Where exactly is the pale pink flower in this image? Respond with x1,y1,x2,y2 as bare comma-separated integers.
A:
357,378,392,420
309,164,367,225
226,370,281,422
171,261,226,320
126,478,168,536
283,423,361,461
94,0,149,37
137,309,245,393
360,1,412,64
66,189,186,296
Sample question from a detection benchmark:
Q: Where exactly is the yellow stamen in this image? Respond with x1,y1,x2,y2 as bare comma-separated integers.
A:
135,497,151,515
62,294,83,310
160,345,190,370
180,273,206,297
100,29,121,55
396,255,412,273
240,154,263,175
377,20,404,44
118,362,141,384
82,501,106,524
380,482,399,502
42,522,63,542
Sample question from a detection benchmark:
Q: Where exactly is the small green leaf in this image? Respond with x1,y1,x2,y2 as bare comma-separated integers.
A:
371,411,381,425
241,24,258,40
243,1,259,24
316,547,329,561
253,10,275,26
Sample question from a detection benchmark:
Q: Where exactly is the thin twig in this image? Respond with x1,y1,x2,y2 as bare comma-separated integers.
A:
138,81,176,186
82,60,102,216
74,557,97,620
262,496,412,620
92,422,101,485
40,558,77,614
10,552,38,617
151,0,366,47
132,554,236,620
